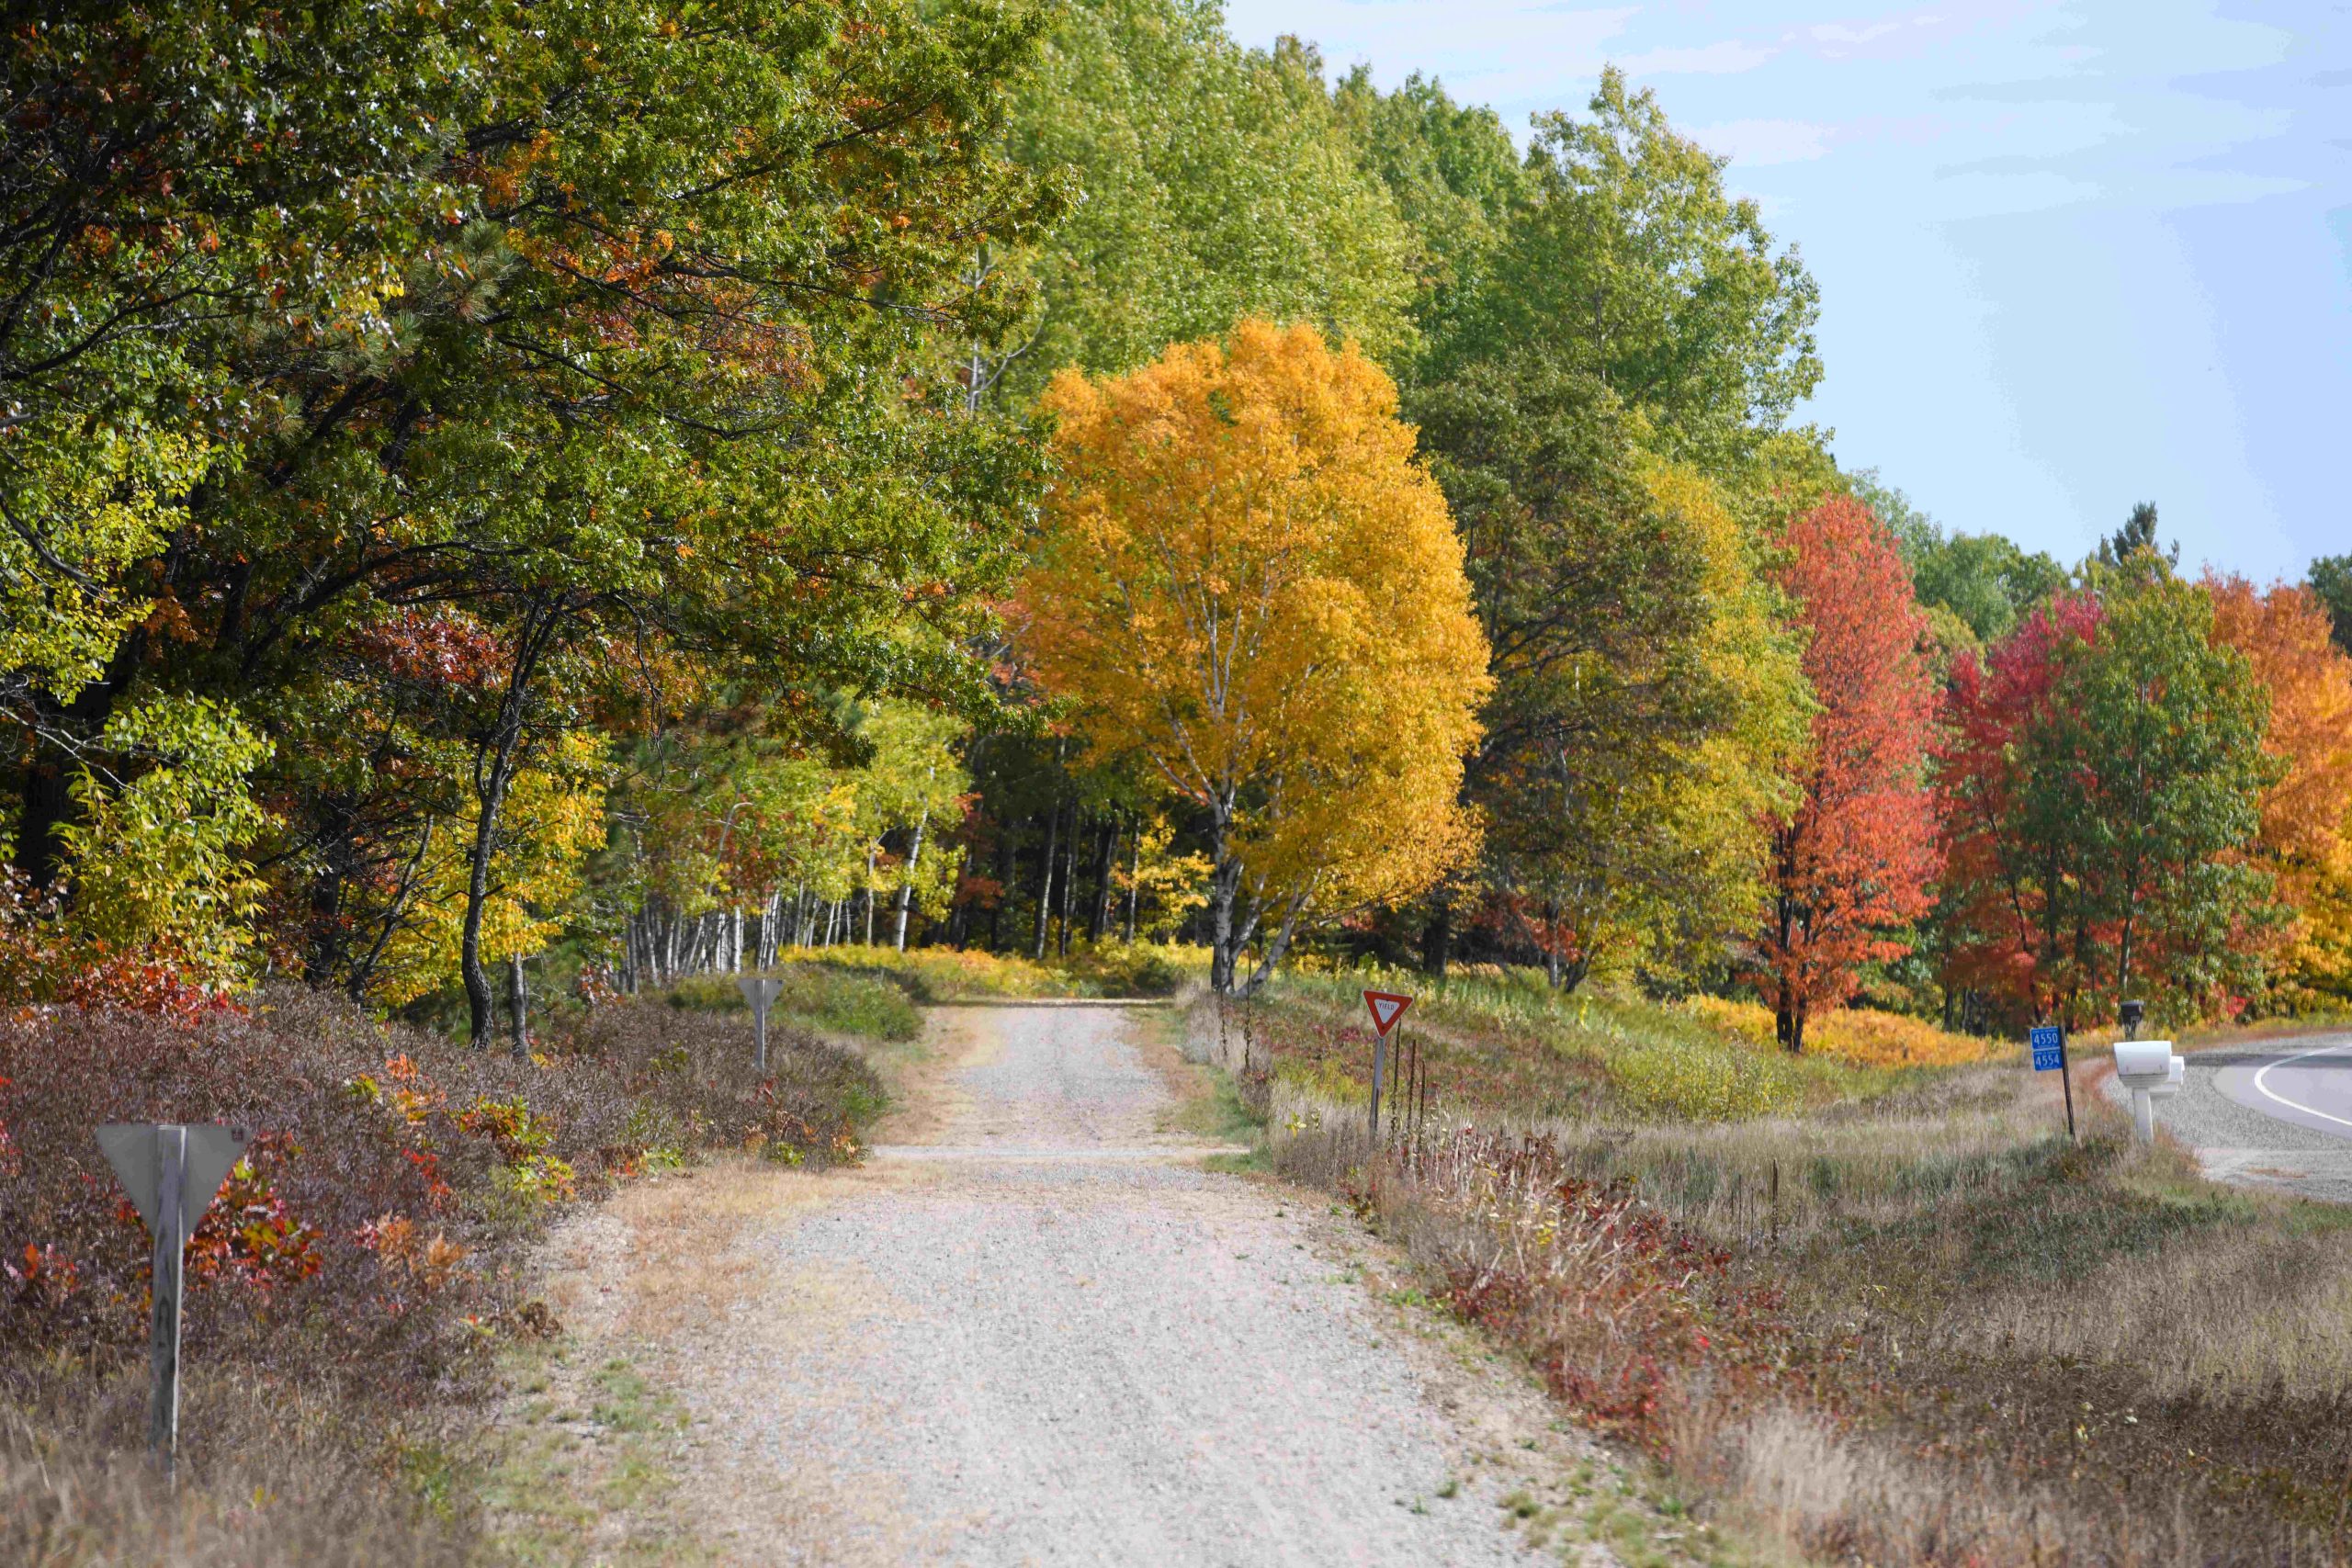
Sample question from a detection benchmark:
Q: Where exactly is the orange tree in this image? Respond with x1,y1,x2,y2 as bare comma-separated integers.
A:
1751,496,1939,1052
2206,575,2352,1007
1015,321,1490,992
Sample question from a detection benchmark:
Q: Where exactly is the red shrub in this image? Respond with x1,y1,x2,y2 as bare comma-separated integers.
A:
0,986,883,1404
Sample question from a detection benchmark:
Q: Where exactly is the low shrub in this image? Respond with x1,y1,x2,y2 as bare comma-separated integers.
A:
665,963,923,1041
786,944,1075,1000
765,940,1200,1000
0,985,885,1562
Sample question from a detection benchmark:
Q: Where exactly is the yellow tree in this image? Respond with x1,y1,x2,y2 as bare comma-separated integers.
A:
1019,321,1490,991
2206,575,2352,1005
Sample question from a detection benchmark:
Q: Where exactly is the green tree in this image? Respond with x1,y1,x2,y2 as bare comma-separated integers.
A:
5,0,1054,1037
989,4,1415,402
1331,69,1526,373
2098,501,2177,569
1939,573,2278,1026
1437,67,1821,458
1849,470,2064,648
1411,355,1805,986
2311,556,2352,656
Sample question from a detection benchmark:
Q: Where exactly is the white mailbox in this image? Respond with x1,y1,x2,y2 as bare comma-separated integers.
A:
2112,1040,2178,1141
2149,1054,2186,1100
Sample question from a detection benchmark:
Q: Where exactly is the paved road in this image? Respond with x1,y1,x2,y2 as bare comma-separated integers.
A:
2115,1030,2352,1202
535,1004,1613,1566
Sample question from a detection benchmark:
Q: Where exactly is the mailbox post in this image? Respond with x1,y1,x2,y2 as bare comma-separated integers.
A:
2111,1040,2183,1145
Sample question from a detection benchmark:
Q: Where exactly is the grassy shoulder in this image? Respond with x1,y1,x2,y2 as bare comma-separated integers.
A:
1238,961,2003,1124
0,988,888,1565
1208,969,2352,1567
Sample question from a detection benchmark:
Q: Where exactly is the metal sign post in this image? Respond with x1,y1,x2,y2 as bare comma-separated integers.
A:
2029,1024,2075,1141
738,976,786,1071
1362,990,1413,1143
96,1122,251,1472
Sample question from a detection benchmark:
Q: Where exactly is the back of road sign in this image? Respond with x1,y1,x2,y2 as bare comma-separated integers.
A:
739,976,784,1014
2030,1025,2064,1073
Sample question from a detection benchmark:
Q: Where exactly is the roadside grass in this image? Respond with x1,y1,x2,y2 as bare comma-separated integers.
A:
665,962,924,1042
481,1340,711,1567
0,989,887,1565
1222,962,1989,1123
1209,972,2352,1566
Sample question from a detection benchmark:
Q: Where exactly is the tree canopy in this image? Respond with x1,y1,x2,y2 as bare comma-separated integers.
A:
1016,321,1488,991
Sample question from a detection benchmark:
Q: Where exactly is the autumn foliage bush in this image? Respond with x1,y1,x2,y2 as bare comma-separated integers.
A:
1679,996,2004,1069
0,987,878,1366
0,986,883,1559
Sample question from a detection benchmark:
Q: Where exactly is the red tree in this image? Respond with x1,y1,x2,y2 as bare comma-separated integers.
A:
1934,592,2106,1023
1754,497,1941,1051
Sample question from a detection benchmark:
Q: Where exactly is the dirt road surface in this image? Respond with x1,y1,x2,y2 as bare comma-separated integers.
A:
520,1004,1624,1566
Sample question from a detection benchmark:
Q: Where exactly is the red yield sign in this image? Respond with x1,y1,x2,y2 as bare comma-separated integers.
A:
1363,989,1413,1037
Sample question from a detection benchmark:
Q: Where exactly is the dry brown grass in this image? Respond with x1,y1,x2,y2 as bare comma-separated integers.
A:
2,1359,472,1567
1229,998,2352,1567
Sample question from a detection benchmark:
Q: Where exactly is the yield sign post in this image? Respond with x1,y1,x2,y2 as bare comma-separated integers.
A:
97,1122,251,1471
739,976,786,1071
1362,991,1413,1142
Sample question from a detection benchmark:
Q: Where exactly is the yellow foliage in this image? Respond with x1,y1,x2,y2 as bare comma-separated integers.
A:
1680,996,2003,1069
371,733,609,1007
1019,320,1490,936
2205,576,2352,1006
1535,459,1807,978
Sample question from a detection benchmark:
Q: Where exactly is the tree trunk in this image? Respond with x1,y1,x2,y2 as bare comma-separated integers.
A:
1205,802,1249,994
865,845,878,945
1088,818,1115,942
12,633,144,890
460,594,567,1046
990,819,1018,952
1125,821,1140,943
506,954,529,1061
301,800,353,987
1243,889,1311,992
895,796,931,953
1057,813,1077,958
1419,891,1452,979
1033,802,1059,961
460,726,525,1048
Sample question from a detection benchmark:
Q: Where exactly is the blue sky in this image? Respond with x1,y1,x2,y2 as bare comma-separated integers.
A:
1219,0,2350,581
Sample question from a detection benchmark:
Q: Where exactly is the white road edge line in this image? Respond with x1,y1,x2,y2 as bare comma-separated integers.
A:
2252,1042,2352,1131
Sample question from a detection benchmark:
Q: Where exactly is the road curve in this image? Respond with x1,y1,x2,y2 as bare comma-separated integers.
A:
2118,1029,2352,1202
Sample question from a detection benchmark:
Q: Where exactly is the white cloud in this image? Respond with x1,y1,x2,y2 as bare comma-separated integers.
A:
1692,118,1838,166
1615,38,1781,75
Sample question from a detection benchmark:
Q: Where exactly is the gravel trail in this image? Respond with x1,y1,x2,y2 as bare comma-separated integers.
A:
535,1004,1610,1566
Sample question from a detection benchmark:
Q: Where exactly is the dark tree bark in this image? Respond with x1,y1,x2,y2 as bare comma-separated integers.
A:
1088,817,1115,942
1419,890,1453,979
460,593,569,1048
1057,812,1077,957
